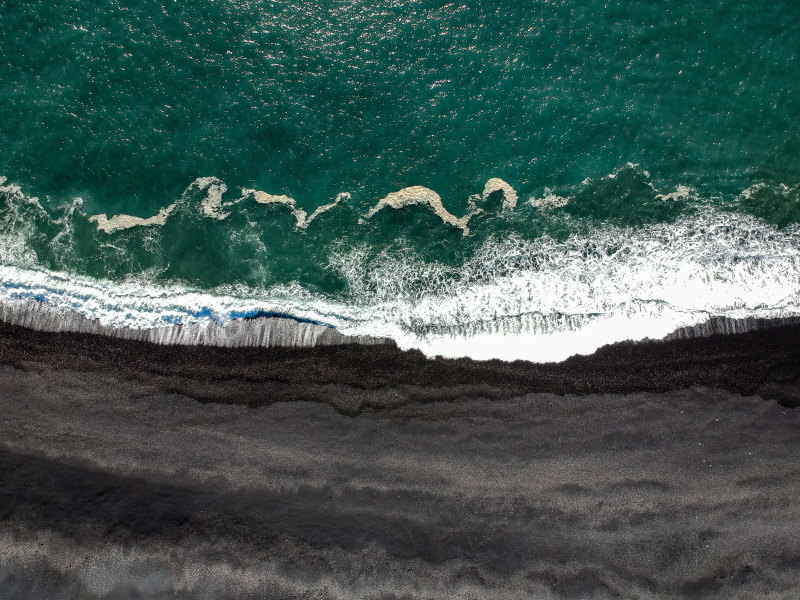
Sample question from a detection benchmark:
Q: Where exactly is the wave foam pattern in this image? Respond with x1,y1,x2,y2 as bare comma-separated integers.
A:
0,266,386,347
244,189,351,229
85,177,519,236
1,209,799,361
328,210,800,360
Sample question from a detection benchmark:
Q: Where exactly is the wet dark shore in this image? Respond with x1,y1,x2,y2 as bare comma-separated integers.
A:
1,319,799,412
0,321,799,598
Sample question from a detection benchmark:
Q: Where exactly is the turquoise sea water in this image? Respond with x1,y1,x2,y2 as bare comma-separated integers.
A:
2,1,800,360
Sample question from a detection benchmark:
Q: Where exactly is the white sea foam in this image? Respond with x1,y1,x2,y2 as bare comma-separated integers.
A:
365,186,473,234
83,175,519,236
0,176,50,265
740,181,798,201
329,210,800,361
0,296,381,347
89,205,176,233
88,177,229,233
0,264,384,347
2,208,799,361
364,179,519,235
654,184,695,202
4,172,800,361
529,188,569,210
243,189,351,228
481,178,519,212
60,166,714,239
87,177,351,233
196,177,230,220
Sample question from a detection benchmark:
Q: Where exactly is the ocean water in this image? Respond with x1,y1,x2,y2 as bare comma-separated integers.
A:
2,1,800,360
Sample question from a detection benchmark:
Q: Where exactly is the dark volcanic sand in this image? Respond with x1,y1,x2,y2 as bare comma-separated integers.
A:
0,322,799,598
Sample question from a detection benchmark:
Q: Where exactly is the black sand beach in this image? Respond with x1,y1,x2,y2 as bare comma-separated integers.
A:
0,322,799,598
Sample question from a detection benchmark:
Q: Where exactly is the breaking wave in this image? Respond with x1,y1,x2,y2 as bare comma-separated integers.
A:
1,202,799,361
327,210,800,360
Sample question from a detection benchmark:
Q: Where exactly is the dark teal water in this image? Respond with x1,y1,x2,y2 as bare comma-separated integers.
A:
2,1,800,359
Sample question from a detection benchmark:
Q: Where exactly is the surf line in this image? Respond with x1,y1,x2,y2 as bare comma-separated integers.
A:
88,177,519,236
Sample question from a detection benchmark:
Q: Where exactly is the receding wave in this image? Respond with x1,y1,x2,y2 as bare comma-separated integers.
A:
0,265,385,347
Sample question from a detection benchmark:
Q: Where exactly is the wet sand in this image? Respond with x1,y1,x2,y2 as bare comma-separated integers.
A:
0,322,798,598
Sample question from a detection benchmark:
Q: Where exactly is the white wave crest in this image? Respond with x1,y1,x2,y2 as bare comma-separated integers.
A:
654,184,696,202
243,189,351,228
0,295,382,347
84,175,520,236
481,178,519,212
88,177,228,232
529,188,569,210
364,178,519,235
0,263,390,349
329,210,800,361
365,186,473,235
4,171,800,362
0,176,50,265
2,209,800,361
89,205,176,233
88,177,352,233
740,181,799,201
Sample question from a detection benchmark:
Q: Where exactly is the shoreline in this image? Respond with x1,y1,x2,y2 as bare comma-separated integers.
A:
1,316,798,412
